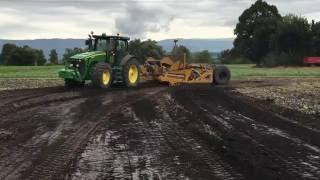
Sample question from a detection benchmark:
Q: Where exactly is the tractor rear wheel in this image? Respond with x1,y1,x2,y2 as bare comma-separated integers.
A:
65,79,84,88
214,65,230,85
92,62,113,89
123,59,140,87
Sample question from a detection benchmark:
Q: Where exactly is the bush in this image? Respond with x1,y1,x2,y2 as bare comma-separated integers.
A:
220,55,252,64
261,52,278,67
191,50,211,63
262,51,304,67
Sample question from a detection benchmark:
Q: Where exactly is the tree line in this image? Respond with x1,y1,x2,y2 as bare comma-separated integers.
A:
128,39,213,64
0,40,212,66
220,0,320,66
0,44,47,66
0,44,87,66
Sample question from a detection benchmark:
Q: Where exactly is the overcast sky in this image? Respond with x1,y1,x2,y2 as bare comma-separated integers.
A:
0,0,319,40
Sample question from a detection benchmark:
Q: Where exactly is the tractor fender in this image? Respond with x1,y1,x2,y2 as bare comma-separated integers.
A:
119,55,136,66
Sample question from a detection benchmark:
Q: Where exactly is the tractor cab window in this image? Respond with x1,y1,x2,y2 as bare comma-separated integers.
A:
95,39,108,51
95,39,116,52
116,40,127,51
107,39,116,51
94,38,127,52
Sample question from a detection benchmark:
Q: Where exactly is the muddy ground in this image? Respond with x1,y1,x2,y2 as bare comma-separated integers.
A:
0,81,319,180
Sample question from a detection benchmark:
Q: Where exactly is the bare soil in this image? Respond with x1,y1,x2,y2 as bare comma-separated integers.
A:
0,81,319,180
0,78,63,91
231,78,320,129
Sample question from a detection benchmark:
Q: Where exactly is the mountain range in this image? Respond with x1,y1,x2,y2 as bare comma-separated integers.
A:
158,38,233,53
0,38,234,59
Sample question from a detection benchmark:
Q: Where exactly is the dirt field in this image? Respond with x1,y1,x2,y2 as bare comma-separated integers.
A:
0,81,319,180
0,78,63,91
233,77,320,118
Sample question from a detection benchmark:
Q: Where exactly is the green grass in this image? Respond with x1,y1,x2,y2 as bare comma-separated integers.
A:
226,64,320,79
0,64,319,79
0,65,63,78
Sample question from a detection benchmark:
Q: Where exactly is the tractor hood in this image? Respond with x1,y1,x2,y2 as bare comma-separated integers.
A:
70,51,106,60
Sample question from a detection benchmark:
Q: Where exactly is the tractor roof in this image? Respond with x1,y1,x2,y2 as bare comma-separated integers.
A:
92,34,130,41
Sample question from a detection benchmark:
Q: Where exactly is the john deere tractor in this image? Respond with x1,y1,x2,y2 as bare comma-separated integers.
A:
58,33,140,89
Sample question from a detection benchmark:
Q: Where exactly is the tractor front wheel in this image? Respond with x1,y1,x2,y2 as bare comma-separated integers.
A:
92,62,113,89
123,59,140,87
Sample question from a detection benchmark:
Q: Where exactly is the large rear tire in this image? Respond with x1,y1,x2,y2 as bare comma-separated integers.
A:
123,59,140,87
92,62,113,89
214,65,231,85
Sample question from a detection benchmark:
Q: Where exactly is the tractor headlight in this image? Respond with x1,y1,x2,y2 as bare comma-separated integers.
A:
76,64,80,67
69,64,74,67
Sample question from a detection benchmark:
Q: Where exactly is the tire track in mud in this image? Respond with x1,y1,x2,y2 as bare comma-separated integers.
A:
1,85,320,179
0,87,73,107
0,84,165,117
224,88,320,147
68,88,244,180
0,85,165,179
203,105,320,179
151,93,244,180
0,98,87,180
19,87,166,180
24,122,99,180
0,87,125,118
171,86,320,180
0,92,84,118
66,90,171,179
0,87,65,103
69,108,165,180
0,92,54,106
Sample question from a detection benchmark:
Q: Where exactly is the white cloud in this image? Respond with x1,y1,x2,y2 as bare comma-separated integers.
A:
114,0,174,38
0,0,319,40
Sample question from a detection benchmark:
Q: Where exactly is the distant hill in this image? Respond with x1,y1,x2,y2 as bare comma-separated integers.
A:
0,38,234,59
158,38,234,53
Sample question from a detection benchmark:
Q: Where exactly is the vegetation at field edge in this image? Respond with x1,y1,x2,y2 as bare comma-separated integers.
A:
0,65,63,78
1,65,319,79
227,64,320,78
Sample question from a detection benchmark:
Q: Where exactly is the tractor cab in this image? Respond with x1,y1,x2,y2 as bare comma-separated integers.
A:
87,33,129,51
85,33,130,66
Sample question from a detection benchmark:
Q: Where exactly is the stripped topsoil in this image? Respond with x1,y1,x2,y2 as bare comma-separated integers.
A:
232,78,320,129
0,79,319,180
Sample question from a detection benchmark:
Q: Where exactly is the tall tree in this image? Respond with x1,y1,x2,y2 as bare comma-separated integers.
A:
62,48,86,63
49,49,59,64
36,50,47,66
128,39,165,63
192,50,211,63
9,46,37,66
128,39,144,62
1,43,17,65
1,44,47,66
271,14,311,65
234,0,281,65
172,45,191,62
311,20,320,56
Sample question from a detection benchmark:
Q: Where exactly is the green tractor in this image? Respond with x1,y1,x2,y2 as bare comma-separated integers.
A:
58,33,140,89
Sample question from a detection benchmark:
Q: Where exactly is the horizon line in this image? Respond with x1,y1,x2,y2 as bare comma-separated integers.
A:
0,37,235,41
